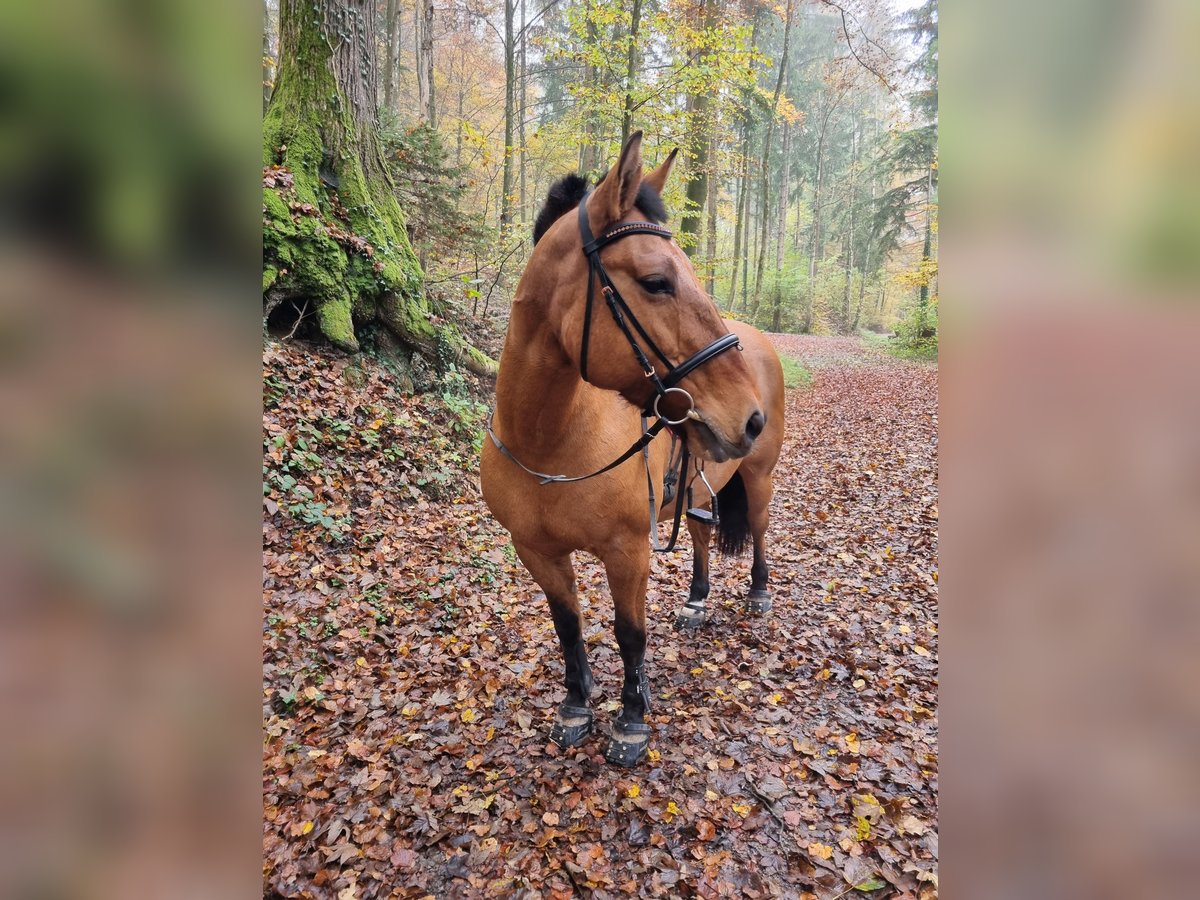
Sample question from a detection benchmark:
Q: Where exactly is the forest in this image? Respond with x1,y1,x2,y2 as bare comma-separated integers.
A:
262,0,938,368
262,0,939,896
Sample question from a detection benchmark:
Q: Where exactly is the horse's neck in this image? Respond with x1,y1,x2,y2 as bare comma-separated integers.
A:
493,306,589,459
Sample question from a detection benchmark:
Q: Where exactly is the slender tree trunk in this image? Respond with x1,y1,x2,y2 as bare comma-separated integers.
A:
518,0,528,225
263,0,275,113
705,129,718,297
842,120,858,331
751,0,793,310
793,170,803,250
770,119,790,332
852,241,870,331
681,0,712,257
414,3,426,118
804,125,826,332
579,0,598,173
724,14,759,311
751,163,766,317
727,117,750,309
681,89,709,257
853,116,876,333
455,83,464,167
775,120,790,272
383,0,398,115
916,164,934,333
621,0,643,146
421,0,436,127
500,0,515,230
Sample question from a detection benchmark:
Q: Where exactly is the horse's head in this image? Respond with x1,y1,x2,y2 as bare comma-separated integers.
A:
532,132,766,462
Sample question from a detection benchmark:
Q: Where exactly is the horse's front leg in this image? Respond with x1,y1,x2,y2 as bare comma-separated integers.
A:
602,544,653,767
515,545,594,747
675,517,711,630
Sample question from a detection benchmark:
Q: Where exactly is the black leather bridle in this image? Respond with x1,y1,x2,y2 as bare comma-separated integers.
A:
576,194,742,424
487,191,742,550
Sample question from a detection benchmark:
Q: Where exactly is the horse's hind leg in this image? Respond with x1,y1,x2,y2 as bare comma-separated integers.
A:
602,544,653,767
515,545,594,747
675,517,711,630
744,470,775,615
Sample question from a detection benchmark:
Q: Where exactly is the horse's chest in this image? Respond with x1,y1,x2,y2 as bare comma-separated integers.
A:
481,444,650,555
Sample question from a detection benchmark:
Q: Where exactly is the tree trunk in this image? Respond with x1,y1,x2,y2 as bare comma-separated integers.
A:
579,0,599,174
842,120,858,331
680,0,712,257
382,0,398,115
775,119,790,272
417,0,436,127
916,165,934,332
500,0,515,230
681,90,709,257
263,0,493,375
804,124,825,332
455,84,464,167
726,16,758,310
621,0,643,147
770,119,790,331
705,129,718,297
263,0,276,113
727,117,750,310
740,166,752,312
751,0,793,312
518,0,528,225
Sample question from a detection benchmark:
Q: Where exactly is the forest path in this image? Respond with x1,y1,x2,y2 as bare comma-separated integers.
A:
263,335,939,899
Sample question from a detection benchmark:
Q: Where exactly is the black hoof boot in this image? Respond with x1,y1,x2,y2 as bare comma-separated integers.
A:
549,704,594,748
604,719,652,767
745,589,773,615
675,600,708,630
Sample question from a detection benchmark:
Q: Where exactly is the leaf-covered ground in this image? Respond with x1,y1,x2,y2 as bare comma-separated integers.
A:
263,335,938,899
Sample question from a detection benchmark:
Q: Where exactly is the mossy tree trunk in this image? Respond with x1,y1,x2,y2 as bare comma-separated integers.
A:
262,0,495,376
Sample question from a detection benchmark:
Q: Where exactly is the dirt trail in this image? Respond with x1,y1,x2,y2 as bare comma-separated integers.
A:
263,335,939,899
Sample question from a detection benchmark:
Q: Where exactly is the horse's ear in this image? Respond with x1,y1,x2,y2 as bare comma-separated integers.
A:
643,148,678,196
590,131,644,231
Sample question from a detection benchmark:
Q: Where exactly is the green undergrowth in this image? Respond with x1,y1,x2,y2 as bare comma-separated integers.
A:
262,341,489,547
780,355,814,389
859,328,938,363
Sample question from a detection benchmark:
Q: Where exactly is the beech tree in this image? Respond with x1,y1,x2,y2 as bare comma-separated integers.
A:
262,0,493,375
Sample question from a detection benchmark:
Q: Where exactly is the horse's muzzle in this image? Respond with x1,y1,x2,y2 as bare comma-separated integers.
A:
689,409,763,462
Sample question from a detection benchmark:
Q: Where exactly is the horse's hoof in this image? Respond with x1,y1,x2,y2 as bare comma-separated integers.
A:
745,590,773,615
604,720,652,767
675,605,708,630
549,704,594,748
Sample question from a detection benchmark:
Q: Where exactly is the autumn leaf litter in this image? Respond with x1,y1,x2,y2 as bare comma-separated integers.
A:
263,334,938,898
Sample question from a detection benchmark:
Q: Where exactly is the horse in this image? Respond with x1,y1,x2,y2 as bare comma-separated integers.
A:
481,132,785,767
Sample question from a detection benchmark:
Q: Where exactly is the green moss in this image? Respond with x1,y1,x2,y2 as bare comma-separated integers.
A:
260,0,493,375
316,292,358,352
263,266,278,292
262,186,290,222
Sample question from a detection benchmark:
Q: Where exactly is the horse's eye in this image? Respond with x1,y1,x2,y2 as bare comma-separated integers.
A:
638,276,673,296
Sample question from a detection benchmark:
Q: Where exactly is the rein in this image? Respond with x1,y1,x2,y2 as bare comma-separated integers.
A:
488,191,741,551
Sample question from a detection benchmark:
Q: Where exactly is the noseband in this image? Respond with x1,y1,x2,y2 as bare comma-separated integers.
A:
487,191,742,551
577,193,741,424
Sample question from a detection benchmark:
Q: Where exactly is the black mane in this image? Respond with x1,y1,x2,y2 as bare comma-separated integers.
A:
532,173,669,246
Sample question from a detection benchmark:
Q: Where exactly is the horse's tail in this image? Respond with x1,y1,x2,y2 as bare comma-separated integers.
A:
715,470,752,557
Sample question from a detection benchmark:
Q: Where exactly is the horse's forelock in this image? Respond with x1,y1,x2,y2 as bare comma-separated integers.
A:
532,173,668,246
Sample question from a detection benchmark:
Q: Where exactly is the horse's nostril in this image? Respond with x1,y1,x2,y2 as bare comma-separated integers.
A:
746,410,766,440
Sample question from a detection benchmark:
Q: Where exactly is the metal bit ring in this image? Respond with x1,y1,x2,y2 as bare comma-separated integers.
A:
653,387,695,426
